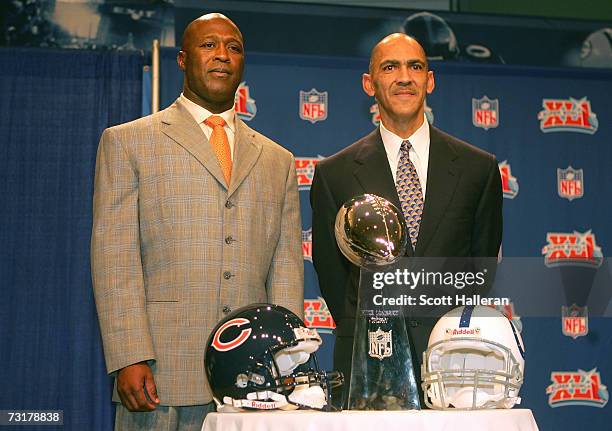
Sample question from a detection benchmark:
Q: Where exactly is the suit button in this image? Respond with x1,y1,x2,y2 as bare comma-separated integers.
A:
225,236,234,244
223,271,233,280
222,306,232,314
225,200,234,209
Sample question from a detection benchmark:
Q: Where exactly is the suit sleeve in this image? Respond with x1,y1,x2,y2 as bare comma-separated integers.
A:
90,127,155,374
266,154,304,319
310,163,351,322
471,155,503,257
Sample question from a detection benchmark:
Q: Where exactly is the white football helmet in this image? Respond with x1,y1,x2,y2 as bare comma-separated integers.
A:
422,305,525,409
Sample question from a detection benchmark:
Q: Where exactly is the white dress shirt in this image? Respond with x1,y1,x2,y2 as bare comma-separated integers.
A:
179,93,237,160
380,114,430,200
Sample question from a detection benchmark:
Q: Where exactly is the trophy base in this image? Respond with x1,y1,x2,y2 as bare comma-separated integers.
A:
347,314,421,411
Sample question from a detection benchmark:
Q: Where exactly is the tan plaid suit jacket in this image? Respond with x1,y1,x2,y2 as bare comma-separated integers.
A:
91,98,304,406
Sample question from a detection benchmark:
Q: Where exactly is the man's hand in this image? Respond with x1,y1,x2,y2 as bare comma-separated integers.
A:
117,362,160,412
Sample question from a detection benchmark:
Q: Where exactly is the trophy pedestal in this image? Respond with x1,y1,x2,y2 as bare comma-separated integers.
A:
347,313,420,410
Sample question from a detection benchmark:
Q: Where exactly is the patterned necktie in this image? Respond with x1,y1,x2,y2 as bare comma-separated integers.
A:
204,115,232,184
396,140,424,249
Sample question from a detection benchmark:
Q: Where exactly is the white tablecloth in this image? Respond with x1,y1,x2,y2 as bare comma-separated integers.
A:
202,409,539,431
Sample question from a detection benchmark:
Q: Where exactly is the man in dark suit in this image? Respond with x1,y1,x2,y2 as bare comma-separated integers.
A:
310,33,502,407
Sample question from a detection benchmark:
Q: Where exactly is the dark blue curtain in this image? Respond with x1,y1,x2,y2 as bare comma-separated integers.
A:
0,47,143,430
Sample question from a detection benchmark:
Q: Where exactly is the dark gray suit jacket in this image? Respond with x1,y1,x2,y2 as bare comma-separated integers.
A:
310,125,502,405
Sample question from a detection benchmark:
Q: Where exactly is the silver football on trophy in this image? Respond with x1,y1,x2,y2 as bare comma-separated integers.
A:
334,194,408,269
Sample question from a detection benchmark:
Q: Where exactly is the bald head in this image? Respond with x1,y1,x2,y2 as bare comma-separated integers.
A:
177,12,245,113
369,33,428,74
181,13,243,50
362,32,435,137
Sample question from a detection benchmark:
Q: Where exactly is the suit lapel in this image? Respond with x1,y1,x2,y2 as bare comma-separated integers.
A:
228,119,262,198
161,101,228,188
415,126,460,256
353,130,402,209
353,130,413,256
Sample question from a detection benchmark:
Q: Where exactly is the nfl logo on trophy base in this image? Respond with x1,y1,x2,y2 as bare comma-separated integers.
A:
349,313,420,410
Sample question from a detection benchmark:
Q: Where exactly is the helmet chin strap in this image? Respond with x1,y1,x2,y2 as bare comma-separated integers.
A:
448,388,521,409
288,384,327,409
498,396,521,408
219,392,297,411
219,386,328,412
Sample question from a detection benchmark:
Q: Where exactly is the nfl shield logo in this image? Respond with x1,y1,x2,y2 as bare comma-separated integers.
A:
368,327,393,360
562,304,588,339
558,166,584,201
300,89,328,123
472,96,499,130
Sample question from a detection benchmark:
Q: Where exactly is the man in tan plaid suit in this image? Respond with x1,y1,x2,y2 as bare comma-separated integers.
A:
91,13,303,430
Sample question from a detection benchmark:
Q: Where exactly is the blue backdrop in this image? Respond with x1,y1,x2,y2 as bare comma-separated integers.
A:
0,45,610,430
159,48,612,429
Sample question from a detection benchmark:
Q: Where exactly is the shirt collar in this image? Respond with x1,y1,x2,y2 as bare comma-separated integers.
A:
179,93,236,132
380,113,430,160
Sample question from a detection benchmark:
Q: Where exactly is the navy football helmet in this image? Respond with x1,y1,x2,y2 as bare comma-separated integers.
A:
205,303,343,411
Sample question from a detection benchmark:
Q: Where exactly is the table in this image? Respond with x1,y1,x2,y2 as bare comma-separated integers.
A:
202,409,539,431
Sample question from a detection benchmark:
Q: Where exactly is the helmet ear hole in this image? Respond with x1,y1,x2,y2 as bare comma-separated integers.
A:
274,350,310,376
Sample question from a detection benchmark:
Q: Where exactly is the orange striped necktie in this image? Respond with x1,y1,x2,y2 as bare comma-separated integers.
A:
204,115,232,184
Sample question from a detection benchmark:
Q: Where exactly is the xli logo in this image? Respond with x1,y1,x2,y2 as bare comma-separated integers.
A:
541,230,603,268
546,369,608,408
499,161,519,199
304,297,336,333
537,97,598,134
295,157,323,191
370,103,380,126
234,82,257,121
302,228,312,262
